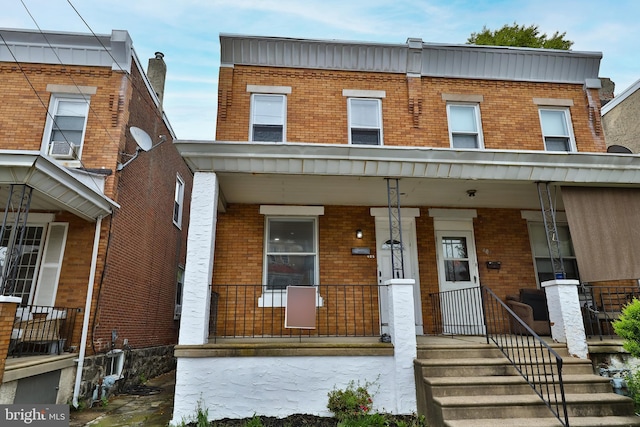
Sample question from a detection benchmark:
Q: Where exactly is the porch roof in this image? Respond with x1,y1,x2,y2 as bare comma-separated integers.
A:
0,151,118,221
175,140,640,209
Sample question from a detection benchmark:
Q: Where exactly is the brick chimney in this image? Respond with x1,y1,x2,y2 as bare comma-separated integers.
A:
599,77,615,107
147,51,167,107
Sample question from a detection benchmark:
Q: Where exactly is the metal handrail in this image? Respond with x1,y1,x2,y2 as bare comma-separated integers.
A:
481,286,569,427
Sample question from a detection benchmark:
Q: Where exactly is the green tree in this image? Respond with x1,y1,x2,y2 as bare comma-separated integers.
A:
467,23,573,50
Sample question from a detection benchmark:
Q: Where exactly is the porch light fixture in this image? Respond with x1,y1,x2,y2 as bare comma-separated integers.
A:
356,229,363,239
466,189,477,198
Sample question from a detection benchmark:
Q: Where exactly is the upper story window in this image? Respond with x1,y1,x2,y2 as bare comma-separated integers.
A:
538,107,575,152
173,174,185,229
343,90,386,146
447,104,483,149
348,98,383,145
43,95,90,160
250,94,286,142
246,86,291,143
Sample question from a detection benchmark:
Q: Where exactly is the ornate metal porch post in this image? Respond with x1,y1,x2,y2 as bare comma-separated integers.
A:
0,184,33,296
386,178,405,279
536,182,565,279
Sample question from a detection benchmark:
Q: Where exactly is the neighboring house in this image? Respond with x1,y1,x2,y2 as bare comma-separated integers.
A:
171,35,640,423
602,78,640,152
0,28,192,406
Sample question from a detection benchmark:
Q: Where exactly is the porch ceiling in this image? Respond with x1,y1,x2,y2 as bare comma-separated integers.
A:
0,151,117,221
175,140,640,210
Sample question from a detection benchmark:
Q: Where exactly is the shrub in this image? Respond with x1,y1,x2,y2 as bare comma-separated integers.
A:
327,380,375,421
613,298,640,357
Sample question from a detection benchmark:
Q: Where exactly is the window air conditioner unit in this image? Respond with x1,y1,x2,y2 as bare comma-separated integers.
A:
49,141,76,159
174,304,182,320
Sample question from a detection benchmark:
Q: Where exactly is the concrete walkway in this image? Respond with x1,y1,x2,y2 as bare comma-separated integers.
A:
69,370,175,427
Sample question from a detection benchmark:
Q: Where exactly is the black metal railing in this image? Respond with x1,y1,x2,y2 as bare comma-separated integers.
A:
429,286,485,335
579,284,640,340
482,286,569,427
208,284,382,341
9,304,81,357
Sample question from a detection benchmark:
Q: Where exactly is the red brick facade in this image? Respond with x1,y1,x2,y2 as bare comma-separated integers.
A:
0,54,192,354
210,56,606,335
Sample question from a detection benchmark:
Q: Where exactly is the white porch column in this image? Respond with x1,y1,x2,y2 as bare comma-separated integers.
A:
386,279,417,414
542,279,588,359
178,172,219,345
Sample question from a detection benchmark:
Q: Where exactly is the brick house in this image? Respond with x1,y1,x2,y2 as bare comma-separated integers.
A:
172,35,640,424
0,28,192,406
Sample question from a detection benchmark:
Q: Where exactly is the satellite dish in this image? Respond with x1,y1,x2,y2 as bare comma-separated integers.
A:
607,144,632,154
130,126,153,152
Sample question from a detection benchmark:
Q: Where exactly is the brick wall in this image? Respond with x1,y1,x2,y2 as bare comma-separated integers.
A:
89,63,193,352
0,300,19,383
0,59,193,354
216,65,606,153
212,204,539,336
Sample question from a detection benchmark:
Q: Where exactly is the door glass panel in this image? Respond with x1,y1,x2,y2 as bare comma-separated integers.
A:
442,237,470,282
0,226,44,305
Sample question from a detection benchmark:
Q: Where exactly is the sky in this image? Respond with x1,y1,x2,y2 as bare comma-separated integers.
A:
2,0,639,140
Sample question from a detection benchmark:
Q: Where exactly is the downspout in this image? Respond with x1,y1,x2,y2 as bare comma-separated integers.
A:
72,215,103,408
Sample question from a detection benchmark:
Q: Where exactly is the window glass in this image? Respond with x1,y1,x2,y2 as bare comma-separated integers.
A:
266,218,316,290
0,226,44,305
539,108,573,151
348,98,382,145
529,222,579,283
447,104,482,149
251,94,285,142
173,175,185,228
441,236,471,282
46,97,89,159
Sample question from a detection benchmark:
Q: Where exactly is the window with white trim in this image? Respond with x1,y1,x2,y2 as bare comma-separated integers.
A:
265,217,317,291
174,265,184,320
43,95,89,160
173,174,185,228
250,94,286,142
447,103,483,149
348,98,382,145
528,222,579,284
539,108,575,152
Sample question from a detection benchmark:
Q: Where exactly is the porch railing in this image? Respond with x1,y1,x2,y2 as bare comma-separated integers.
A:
9,304,81,357
579,283,639,340
482,286,569,427
208,284,382,341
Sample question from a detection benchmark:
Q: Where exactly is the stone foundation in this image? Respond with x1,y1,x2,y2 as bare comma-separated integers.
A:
77,345,175,405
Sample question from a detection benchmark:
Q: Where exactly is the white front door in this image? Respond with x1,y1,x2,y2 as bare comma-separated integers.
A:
375,219,423,335
435,229,485,335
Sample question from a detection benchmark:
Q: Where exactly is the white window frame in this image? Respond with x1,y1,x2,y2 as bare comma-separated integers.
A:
174,265,184,320
249,93,287,142
446,103,484,149
42,94,90,162
525,220,579,286
258,205,324,308
173,174,185,229
347,97,383,145
538,107,576,152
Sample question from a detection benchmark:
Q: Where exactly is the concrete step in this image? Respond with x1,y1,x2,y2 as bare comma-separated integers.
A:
436,393,635,420
418,343,570,360
426,374,613,396
416,357,594,377
445,415,640,427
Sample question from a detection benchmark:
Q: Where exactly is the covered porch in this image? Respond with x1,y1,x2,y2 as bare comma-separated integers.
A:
0,151,116,403
172,140,640,422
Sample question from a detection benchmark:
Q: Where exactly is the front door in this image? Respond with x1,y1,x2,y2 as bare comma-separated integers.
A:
435,229,485,335
375,218,423,335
